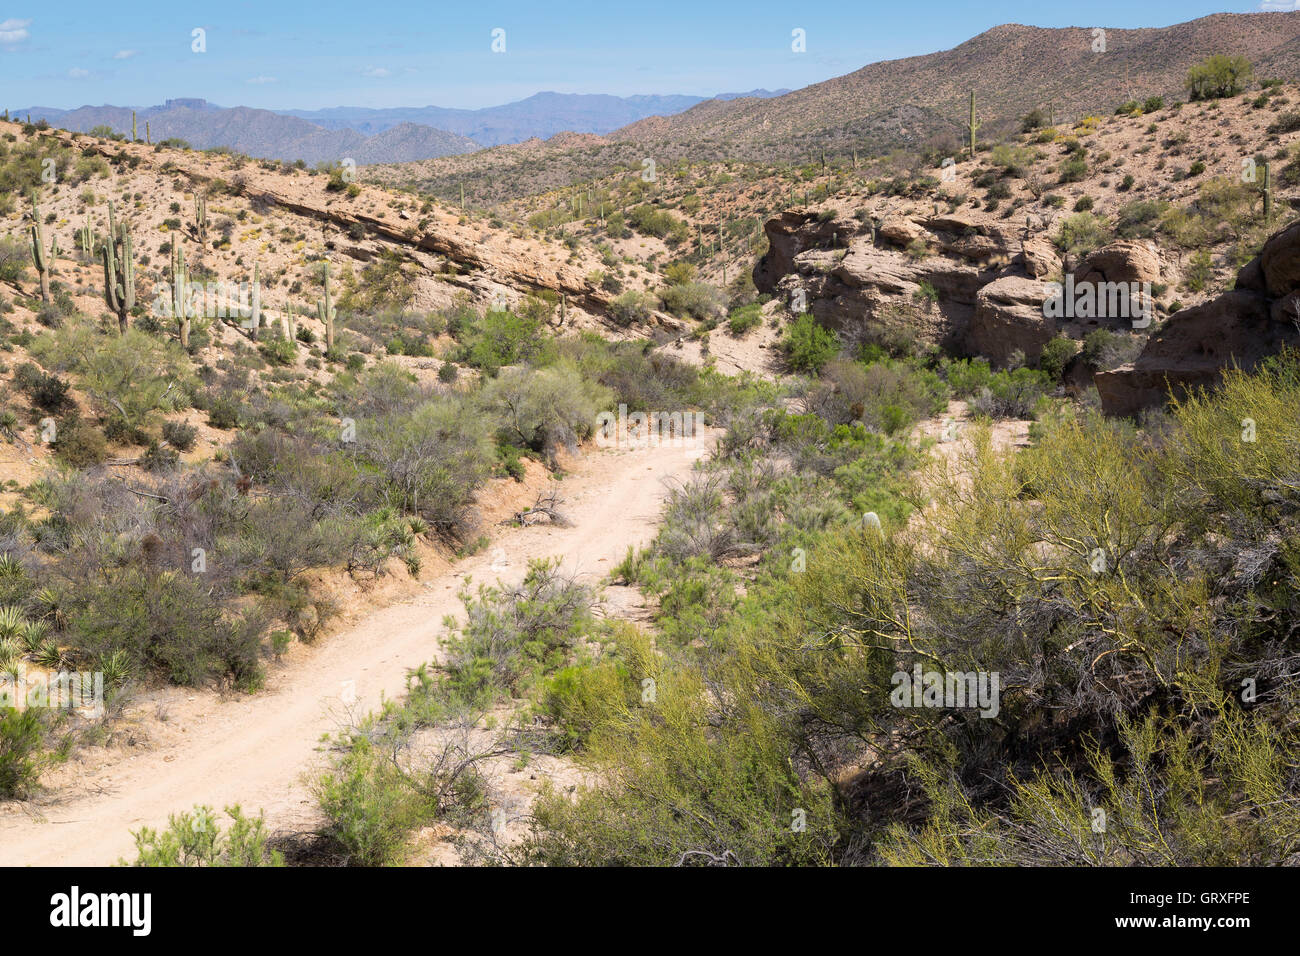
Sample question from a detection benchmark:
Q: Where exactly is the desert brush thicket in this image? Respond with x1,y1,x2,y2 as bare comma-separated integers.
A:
477,353,1299,866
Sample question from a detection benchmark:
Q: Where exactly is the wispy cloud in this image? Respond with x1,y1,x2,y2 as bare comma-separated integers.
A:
247,75,277,84
0,17,31,45
361,65,391,78
1258,0,1300,9
68,66,90,78
113,49,137,59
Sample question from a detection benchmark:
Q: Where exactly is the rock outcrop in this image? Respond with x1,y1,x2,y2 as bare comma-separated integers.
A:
1072,238,1163,288
967,275,1059,365
755,210,1008,352
1096,222,1300,416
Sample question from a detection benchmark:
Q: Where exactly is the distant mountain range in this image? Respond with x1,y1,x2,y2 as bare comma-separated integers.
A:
10,89,789,165
281,90,788,146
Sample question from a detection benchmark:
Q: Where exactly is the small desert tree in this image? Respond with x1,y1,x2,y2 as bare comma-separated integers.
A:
1185,55,1254,101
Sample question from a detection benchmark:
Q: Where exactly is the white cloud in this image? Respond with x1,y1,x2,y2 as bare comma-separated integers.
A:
113,49,137,59
0,17,31,44
1259,0,1300,9
247,75,277,84
68,67,89,78
361,65,391,78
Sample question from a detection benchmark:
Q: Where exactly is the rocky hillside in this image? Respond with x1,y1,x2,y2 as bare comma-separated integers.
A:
368,11,1300,203
0,120,666,332
748,81,1300,410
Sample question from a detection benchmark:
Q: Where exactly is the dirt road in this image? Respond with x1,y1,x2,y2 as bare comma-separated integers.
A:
0,436,709,866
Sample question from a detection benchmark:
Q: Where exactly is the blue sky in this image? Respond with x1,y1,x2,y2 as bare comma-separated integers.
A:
0,1,1291,110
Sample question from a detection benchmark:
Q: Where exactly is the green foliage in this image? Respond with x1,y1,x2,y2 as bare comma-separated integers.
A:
451,308,546,374
627,204,689,243
477,363,610,460
0,708,42,799
1058,152,1088,184
1038,336,1077,381
442,558,595,704
968,366,1052,419
660,281,725,321
783,313,839,373
1185,55,1254,101
1115,199,1168,239
34,326,195,431
1081,328,1143,370
608,290,655,327
727,302,763,336
125,805,284,866
1054,211,1112,256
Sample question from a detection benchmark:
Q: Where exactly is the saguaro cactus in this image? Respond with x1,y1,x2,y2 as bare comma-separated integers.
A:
79,213,94,255
1263,161,1273,223
146,121,151,145
249,263,261,341
29,205,50,303
282,300,296,340
103,221,135,333
131,110,137,142
967,90,980,159
172,244,191,348
317,264,336,352
194,195,208,243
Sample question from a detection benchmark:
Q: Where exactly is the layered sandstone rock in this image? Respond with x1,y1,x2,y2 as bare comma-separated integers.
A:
967,276,1059,365
1096,223,1300,416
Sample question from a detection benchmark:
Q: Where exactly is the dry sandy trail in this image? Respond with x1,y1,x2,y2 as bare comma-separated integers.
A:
0,436,710,867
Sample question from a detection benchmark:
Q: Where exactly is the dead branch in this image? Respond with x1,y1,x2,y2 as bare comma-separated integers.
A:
507,490,570,527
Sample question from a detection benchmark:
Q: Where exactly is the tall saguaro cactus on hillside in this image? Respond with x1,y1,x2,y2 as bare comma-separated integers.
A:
29,203,51,303
1263,161,1273,223
171,244,191,348
249,262,262,341
967,90,980,159
317,263,336,353
103,220,135,333
194,195,208,244
79,213,94,256
282,300,297,340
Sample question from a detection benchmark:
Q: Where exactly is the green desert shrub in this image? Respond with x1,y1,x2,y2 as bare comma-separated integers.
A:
125,805,284,866
783,314,839,373
1185,55,1254,101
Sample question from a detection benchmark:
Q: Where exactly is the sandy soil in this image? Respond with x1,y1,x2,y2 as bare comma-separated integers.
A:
0,433,711,866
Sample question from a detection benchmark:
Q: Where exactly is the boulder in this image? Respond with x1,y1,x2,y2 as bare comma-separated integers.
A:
1257,220,1300,297
878,216,925,247
1020,236,1062,279
967,276,1058,365
1096,218,1300,416
754,210,846,293
1073,239,1162,287
923,215,1019,263
1095,290,1282,416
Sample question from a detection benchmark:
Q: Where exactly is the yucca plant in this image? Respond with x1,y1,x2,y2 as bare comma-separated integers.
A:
98,648,132,688
0,605,26,641
33,640,67,670
0,553,22,579
21,620,51,654
33,587,67,630
0,638,21,674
